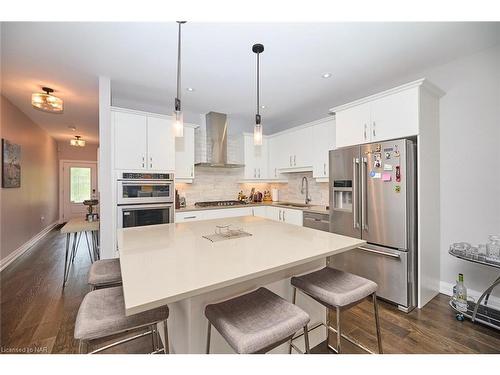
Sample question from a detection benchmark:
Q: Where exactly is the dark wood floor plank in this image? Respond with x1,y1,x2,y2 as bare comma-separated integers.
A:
1,227,500,354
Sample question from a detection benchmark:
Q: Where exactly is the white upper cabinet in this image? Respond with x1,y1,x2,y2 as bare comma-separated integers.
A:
243,134,269,180
312,118,335,180
332,80,433,148
335,101,371,147
370,87,419,141
147,116,175,172
113,108,175,172
270,125,313,171
113,111,148,170
175,125,195,181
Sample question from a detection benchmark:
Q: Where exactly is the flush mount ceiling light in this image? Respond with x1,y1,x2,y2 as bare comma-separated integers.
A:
252,43,264,146
31,87,63,113
173,21,187,138
321,72,332,79
70,135,86,147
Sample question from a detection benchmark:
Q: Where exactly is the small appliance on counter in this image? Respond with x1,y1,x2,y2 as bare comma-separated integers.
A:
263,191,272,202
253,191,263,202
271,188,279,202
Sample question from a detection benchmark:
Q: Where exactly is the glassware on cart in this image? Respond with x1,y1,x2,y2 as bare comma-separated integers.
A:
477,244,487,261
450,242,471,256
487,235,500,260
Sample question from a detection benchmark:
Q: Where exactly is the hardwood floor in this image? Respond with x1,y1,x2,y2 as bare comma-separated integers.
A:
1,227,500,354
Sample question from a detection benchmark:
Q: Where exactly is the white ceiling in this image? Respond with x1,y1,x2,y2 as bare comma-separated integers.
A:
2,22,500,142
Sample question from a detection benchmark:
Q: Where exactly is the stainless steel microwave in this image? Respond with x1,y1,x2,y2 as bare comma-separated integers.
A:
117,172,174,205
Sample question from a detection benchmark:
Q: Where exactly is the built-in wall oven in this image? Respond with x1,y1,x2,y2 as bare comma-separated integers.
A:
117,172,174,229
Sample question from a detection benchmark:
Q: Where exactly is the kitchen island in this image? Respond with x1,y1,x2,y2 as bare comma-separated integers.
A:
117,216,365,353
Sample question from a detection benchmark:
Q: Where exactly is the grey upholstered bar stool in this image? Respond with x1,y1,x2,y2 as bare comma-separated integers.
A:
205,287,311,354
290,267,383,354
88,259,122,290
74,286,169,354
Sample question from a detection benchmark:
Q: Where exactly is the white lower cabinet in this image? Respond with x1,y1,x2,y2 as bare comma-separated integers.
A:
265,206,303,226
252,206,267,218
176,206,303,226
175,207,253,223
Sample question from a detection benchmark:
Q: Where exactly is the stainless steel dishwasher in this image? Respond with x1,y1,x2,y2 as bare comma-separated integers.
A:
303,211,330,232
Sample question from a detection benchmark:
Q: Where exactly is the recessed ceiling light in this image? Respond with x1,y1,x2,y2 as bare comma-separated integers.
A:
322,73,332,79
261,105,266,109
186,87,194,92
68,125,77,131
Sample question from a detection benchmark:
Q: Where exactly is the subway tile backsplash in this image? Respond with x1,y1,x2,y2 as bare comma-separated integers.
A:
176,168,329,206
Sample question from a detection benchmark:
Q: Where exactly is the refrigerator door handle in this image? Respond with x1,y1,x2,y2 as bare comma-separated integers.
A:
358,246,400,259
361,157,368,231
352,157,360,229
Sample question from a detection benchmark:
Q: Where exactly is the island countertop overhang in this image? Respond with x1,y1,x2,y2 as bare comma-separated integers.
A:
117,216,365,316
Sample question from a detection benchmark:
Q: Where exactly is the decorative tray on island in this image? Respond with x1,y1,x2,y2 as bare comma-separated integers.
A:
202,225,252,243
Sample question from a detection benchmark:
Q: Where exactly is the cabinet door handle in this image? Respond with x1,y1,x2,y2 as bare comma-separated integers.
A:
275,168,277,178
283,210,286,221
372,121,376,138
293,155,296,166
289,156,292,166
254,168,256,178
279,210,282,221
191,166,193,177
364,124,367,140
258,168,261,178
184,216,197,220
324,163,326,175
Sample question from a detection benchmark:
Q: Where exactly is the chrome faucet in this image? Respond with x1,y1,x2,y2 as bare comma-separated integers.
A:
301,176,311,205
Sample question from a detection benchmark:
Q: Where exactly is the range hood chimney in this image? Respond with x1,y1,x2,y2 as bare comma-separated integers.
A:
195,112,244,168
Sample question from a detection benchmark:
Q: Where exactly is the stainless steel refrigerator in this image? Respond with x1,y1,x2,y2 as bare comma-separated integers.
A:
329,138,417,312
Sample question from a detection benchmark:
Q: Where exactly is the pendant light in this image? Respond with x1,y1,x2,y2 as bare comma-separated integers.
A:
173,21,187,138
252,43,264,145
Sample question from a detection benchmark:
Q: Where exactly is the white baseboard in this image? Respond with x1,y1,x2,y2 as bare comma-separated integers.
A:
439,280,500,307
0,221,58,272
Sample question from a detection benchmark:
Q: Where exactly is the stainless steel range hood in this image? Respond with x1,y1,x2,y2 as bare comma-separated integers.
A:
195,112,244,168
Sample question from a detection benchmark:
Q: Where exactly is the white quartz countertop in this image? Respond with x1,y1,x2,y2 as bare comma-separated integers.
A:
117,216,364,315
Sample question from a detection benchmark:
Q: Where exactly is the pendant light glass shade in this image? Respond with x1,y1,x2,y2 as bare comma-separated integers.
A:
173,110,184,138
253,124,263,146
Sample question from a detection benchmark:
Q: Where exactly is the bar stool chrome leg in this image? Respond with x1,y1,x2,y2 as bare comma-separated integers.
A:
373,293,383,354
163,320,170,354
303,326,310,354
206,321,212,354
79,340,88,354
288,287,298,354
336,306,342,353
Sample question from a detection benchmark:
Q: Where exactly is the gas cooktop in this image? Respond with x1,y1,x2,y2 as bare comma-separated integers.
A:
194,200,247,207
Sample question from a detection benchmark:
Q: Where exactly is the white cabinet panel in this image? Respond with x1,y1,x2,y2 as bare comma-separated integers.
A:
268,135,286,177
335,102,371,148
291,126,313,168
370,87,419,141
114,111,147,170
147,116,175,172
265,206,303,226
176,211,205,222
252,206,267,218
175,126,195,179
312,119,335,179
282,208,303,226
243,134,268,180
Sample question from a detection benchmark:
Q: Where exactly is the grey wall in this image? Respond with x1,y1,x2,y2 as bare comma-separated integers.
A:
424,45,500,298
0,95,59,263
